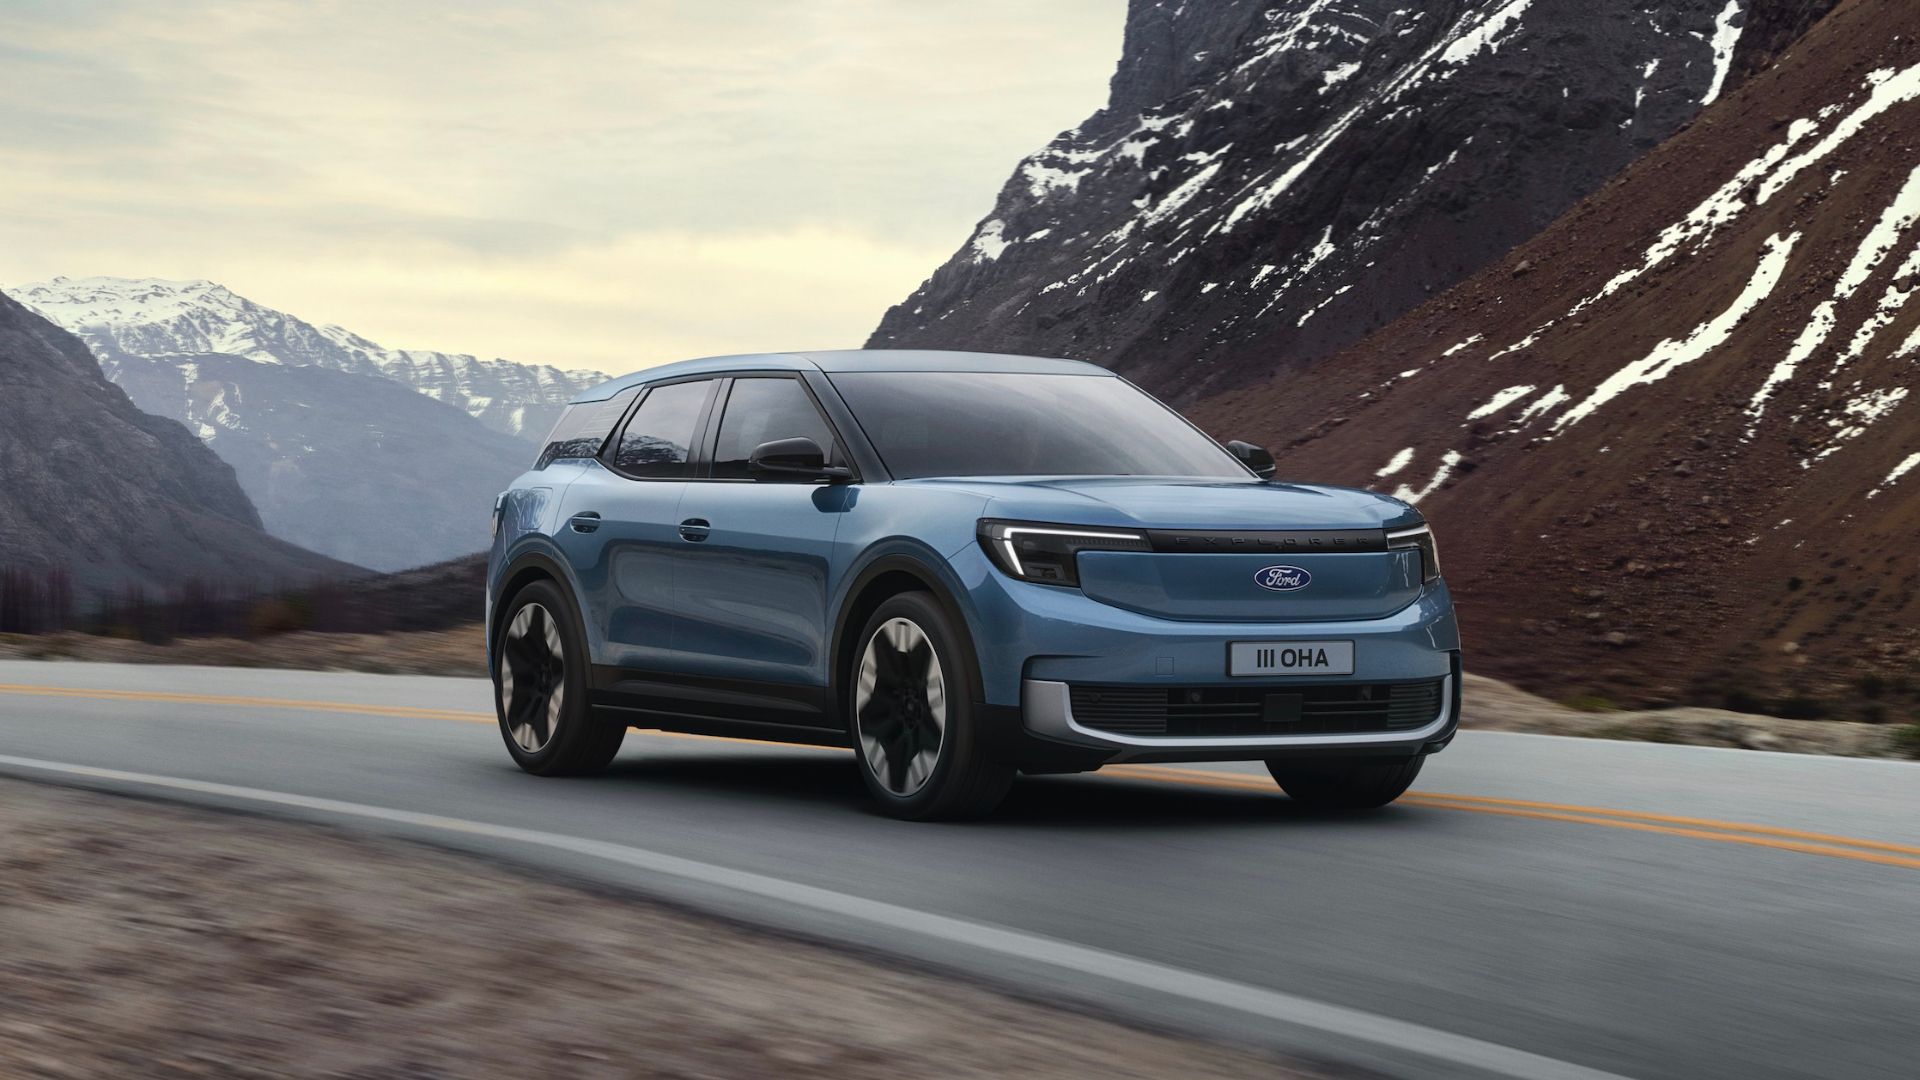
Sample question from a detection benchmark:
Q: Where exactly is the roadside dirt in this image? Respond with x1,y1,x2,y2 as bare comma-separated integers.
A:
0,626,487,677
1460,674,1903,758
1,627,1909,759
0,777,1323,1080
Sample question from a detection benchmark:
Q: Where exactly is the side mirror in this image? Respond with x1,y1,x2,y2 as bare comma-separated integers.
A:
1227,439,1277,480
748,437,853,482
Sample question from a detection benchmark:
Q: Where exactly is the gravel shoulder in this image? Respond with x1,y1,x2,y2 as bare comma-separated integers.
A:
1458,673,1906,759
0,627,1909,759
0,777,1321,1080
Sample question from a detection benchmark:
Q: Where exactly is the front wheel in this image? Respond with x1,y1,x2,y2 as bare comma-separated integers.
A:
1266,756,1423,809
494,579,625,776
850,592,1013,820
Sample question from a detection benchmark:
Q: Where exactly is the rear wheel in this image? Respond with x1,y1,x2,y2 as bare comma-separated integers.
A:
1266,755,1422,809
495,580,624,776
851,592,1012,820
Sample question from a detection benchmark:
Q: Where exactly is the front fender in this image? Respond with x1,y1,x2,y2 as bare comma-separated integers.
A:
826,540,991,728
486,480,588,678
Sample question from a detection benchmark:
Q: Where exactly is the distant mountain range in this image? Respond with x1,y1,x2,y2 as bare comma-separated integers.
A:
872,0,1787,405
0,291,355,604
14,278,605,443
11,277,612,571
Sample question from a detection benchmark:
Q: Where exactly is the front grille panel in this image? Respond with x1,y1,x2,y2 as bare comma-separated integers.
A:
1068,679,1444,738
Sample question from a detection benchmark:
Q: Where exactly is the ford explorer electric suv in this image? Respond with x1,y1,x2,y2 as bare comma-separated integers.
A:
486,350,1460,819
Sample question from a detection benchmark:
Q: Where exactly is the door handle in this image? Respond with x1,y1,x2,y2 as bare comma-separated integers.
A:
568,511,601,534
678,518,711,543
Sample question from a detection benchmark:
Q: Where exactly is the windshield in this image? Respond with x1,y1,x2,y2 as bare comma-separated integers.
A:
828,371,1249,480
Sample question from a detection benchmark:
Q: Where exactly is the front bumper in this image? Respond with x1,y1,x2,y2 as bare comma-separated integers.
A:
1020,664,1459,764
947,542,1463,767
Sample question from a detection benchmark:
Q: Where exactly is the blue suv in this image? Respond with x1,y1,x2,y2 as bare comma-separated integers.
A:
487,351,1460,819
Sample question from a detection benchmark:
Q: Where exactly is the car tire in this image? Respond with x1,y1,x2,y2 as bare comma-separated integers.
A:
494,579,624,776
849,592,1013,820
1266,755,1423,810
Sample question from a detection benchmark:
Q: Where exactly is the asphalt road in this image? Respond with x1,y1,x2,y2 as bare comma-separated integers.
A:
0,660,1915,1080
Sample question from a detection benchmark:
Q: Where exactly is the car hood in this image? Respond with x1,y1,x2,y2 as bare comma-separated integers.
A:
905,476,1421,531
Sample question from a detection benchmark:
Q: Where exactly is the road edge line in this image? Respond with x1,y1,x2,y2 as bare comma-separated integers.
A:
0,752,1630,1080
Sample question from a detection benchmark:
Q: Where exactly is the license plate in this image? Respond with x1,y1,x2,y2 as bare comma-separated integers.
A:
1229,641,1354,676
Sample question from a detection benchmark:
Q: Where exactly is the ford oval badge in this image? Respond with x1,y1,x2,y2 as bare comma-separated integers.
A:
1255,565,1311,592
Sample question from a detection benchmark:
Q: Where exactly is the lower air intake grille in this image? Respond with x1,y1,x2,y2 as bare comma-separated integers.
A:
1068,679,1445,738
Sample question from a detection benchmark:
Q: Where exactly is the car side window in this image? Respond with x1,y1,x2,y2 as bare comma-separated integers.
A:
710,377,839,481
534,387,639,470
613,379,712,478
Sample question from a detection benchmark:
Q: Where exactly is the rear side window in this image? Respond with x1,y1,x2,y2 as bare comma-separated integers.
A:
535,388,638,469
711,377,838,480
614,379,713,478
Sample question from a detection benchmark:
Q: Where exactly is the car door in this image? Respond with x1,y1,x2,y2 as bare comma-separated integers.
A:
553,377,718,675
672,374,854,723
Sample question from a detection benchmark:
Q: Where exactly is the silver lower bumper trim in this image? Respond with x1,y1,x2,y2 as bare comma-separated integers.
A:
1021,675,1454,759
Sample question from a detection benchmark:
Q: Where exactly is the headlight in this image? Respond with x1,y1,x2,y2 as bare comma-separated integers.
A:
977,519,1151,587
1387,522,1441,584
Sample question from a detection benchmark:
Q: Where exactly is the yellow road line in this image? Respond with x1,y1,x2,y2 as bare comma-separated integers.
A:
3,682,1915,870
0,683,491,722
1400,799,1920,871
1108,763,1920,870
1116,763,1920,858
1400,790,1920,859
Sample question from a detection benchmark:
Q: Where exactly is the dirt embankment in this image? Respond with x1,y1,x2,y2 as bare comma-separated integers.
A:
0,626,487,677
0,777,1320,1080
1,627,1912,759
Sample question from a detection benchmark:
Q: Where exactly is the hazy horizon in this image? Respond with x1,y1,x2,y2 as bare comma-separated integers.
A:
1,1,1122,376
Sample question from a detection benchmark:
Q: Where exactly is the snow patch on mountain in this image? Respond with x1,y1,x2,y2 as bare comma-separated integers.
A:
1392,449,1461,504
1479,61,1920,396
1374,446,1416,477
1465,384,1536,421
1868,451,1920,498
1743,161,1920,426
1437,0,1531,65
1700,1,1746,106
1554,231,1798,431
969,221,1010,264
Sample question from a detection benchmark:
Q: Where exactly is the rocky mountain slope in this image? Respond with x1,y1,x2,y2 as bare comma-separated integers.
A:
872,0,1792,405
11,278,578,571
1190,0,1920,716
12,277,605,443
0,291,355,604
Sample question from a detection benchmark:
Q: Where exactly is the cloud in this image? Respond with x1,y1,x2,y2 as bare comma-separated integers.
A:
0,0,1122,369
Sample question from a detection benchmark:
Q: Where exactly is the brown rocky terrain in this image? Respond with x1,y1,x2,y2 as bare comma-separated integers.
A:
1190,0,1920,718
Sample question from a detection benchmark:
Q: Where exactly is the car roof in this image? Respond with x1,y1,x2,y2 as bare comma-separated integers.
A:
571,350,1109,402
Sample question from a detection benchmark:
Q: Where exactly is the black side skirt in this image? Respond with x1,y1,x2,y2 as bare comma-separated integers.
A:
589,665,850,747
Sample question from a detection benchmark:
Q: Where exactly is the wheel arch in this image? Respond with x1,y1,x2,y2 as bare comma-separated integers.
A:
829,553,985,736
490,550,588,677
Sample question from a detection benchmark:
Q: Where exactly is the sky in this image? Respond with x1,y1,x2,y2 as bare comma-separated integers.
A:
0,0,1122,375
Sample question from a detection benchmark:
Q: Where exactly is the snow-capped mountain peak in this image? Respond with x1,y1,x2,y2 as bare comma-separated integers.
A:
14,276,296,366
11,275,607,441
8,275,615,570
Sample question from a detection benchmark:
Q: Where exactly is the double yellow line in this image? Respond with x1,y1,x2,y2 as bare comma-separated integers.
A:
3,682,1916,871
